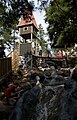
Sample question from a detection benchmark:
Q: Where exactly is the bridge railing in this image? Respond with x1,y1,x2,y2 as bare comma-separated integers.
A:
0,57,12,80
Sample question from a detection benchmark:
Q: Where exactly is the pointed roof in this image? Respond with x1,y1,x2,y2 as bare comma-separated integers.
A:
18,13,38,30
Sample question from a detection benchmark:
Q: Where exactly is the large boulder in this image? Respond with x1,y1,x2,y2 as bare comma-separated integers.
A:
59,77,77,120
71,66,77,81
9,86,41,120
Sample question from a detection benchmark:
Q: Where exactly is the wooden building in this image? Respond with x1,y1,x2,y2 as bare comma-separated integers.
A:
18,5,39,56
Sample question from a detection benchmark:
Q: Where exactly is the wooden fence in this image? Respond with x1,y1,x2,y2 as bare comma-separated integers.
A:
7,45,20,72
0,57,12,80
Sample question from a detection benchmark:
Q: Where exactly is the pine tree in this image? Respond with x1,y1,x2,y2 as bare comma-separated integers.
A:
38,24,46,52
45,0,77,47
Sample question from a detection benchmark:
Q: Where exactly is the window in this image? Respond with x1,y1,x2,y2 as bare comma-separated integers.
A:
23,27,28,31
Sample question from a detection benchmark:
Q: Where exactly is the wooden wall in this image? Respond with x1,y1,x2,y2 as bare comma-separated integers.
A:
0,57,12,79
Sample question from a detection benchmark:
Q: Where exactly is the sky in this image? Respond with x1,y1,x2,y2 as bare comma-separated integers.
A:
33,9,49,42
28,0,48,33
33,10,48,33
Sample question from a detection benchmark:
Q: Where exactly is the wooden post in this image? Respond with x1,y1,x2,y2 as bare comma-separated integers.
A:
35,38,37,55
31,26,33,68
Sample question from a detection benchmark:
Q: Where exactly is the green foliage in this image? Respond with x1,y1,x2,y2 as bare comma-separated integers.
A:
38,24,45,40
57,24,77,47
45,0,77,47
0,0,50,49
17,67,23,76
0,0,34,49
38,24,47,51
0,2,18,48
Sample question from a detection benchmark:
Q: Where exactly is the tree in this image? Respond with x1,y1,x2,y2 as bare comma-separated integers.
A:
0,1,18,48
38,24,47,51
0,0,50,49
38,24,45,40
45,0,77,47
0,0,34,49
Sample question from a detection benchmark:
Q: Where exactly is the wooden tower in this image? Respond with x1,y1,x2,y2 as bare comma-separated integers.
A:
18,3,39,67
18,4,39,55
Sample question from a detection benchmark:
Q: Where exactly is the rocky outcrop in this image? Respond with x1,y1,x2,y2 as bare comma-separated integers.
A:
3,65,77,120
9,86,41,120
9,66,65,120
59,67,77,120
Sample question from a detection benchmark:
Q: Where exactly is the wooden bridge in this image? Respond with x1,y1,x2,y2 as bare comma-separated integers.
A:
0,43,77,82
32,54,77,68
32,55,65,67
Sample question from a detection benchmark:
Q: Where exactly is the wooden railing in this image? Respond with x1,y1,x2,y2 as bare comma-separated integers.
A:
0,57,12,80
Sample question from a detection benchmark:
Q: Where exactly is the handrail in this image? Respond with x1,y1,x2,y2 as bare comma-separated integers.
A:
6,48,15,57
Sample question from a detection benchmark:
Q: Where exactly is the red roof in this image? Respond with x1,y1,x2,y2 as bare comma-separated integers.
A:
18,14,38,30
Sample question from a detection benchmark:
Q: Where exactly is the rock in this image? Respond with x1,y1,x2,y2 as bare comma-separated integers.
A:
58,68,70,76
44,66,57,79
40,62,49,68
0,101,14,119
49,75,65,86
30,72,45,83
5,64,77,120
45,60,58,69
71,66,77,81
59,78,77,120
9,86,41,120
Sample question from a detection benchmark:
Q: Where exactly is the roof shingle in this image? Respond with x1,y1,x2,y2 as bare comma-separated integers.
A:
18,13,38,30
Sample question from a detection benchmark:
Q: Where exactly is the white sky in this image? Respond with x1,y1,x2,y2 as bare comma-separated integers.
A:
33,10,48,33
28,0,48,32
33,9,49,42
